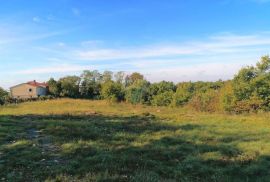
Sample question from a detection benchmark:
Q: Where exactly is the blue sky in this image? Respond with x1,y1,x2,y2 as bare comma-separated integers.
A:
1,0,270,88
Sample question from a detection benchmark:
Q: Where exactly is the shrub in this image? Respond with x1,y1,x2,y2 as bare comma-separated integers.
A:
231,94,264,113
189,90,220,112
230,56,270,112
59,76,81,98
47,78,61,97
0,87,8,105
125,80,150,104
219,81,236,112
151,91,174,106
101,81,124,102
38,95,55,101
173,82,194,106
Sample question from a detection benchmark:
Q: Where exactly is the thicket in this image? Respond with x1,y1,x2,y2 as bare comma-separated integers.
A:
0,87,8,105
1,56,270,113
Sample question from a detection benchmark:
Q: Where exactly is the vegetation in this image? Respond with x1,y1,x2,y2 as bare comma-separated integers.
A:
0,55,270,180
101,81,124,102
2,55,268,113
0,87,8,105
0,99,270,181
36,56,265,113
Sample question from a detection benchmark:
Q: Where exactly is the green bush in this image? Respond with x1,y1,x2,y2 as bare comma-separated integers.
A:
151,91,174,106
125,80,150,104
173,82,194,106
59,76,81,98
101,81,124,102
3,55,269,113
0,87,8,105
231,56,270,112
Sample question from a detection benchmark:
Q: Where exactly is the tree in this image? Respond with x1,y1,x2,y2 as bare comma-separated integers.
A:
125,72,144,86
151,91,174,106
102,71,113,83
173,82,194,106
256,55,270,73
251,73,270,108
80,70,102,99
189,89,220,112
59,76,81,98
47,78,61,97
232,66,257,101
230,55,270,112
0,87,8,105
149,81,176,96
114,71,125,84
125,80,150,104
148,81,176,106
101,81,124,102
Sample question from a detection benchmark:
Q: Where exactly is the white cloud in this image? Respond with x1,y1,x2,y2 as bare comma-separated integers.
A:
13,62,241,82
76,32,270,61
4,32,270,89
81,40,104,47
143,62,245,83
0,31,63,45
15,64,95,75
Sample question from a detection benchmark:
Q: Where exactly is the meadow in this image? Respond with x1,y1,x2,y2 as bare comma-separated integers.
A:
0,99,270,181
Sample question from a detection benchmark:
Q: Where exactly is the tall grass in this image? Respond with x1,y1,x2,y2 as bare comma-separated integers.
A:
0,99,270,181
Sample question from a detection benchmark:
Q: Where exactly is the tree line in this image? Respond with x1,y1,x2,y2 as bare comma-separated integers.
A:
1,55,270,113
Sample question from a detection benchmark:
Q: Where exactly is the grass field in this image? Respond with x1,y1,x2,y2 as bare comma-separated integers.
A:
0,99,270,181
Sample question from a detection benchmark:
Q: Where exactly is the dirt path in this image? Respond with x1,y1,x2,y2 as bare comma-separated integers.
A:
26,128,65,165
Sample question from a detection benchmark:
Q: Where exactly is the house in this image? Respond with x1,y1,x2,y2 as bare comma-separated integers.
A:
10,80,48,99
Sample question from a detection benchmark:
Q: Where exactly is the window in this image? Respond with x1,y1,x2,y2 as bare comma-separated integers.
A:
29,88,32,92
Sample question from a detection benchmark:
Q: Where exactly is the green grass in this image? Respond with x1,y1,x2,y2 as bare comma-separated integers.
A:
0,99,270,181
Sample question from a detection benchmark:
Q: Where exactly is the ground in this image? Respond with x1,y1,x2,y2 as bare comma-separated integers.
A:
0,99,270,181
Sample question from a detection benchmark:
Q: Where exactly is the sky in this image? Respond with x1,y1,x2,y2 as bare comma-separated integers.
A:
1,0,270,89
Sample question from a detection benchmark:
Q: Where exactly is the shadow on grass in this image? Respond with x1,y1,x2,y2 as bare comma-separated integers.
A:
0,114,269,181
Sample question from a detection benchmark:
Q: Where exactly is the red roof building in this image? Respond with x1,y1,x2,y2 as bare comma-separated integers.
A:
10,80,48,99
26,80,48,87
